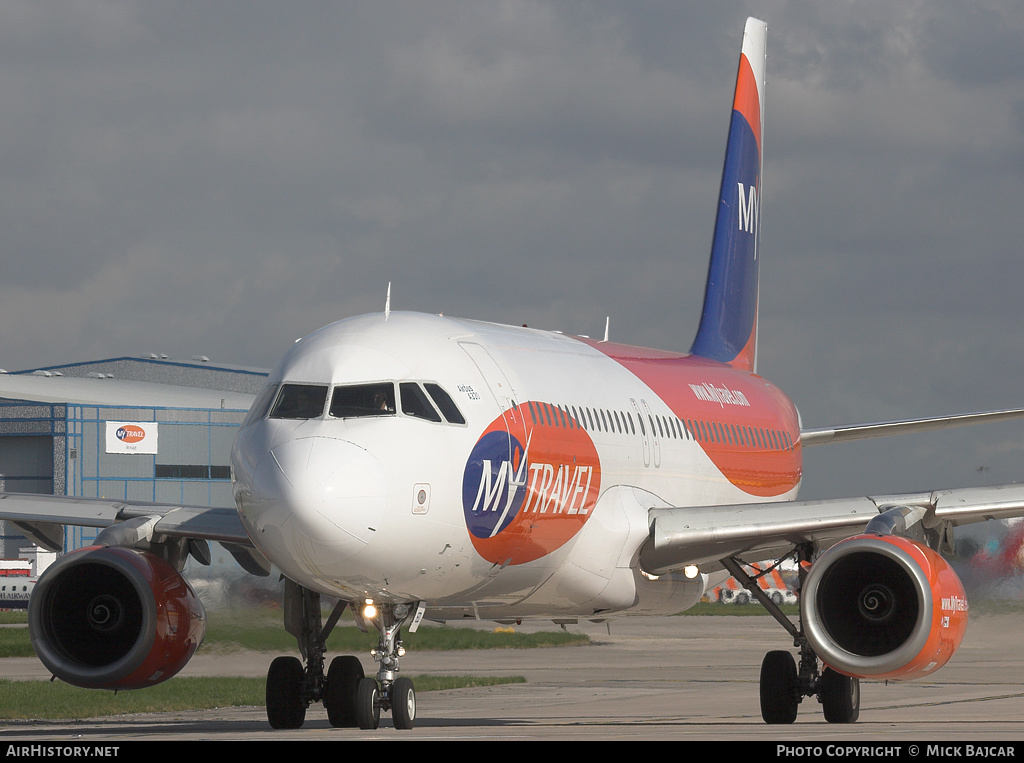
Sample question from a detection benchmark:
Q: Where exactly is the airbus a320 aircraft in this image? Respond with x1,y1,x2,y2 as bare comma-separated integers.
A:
4,17,1024,729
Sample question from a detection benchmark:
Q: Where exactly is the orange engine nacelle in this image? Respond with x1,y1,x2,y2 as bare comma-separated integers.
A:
801,534,968,681
29,546,206,690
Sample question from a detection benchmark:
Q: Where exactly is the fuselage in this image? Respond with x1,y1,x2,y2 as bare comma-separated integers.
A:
0,577,35,610
231,311,802,619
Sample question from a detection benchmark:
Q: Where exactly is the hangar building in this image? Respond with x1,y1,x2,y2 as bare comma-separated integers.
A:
0,355,265,557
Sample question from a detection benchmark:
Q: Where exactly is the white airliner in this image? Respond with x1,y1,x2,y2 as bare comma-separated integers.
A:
4,17,1024,730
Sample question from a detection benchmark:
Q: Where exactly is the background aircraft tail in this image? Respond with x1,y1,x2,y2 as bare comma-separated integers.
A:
689,17,766,372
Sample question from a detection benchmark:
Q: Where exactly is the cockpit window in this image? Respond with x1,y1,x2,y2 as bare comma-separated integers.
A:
399,382,442,422
269,384,328,420
424,383,466,425
330,383,396,418
244,382,279,425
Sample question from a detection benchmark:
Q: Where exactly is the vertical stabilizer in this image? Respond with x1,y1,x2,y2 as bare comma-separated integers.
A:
689,18,766,372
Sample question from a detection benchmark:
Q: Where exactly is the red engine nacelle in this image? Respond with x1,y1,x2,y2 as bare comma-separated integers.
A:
801,534,968,681
28,546,206,690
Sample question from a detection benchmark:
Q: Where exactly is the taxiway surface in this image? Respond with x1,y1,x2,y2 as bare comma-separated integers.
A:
2,613,1023,741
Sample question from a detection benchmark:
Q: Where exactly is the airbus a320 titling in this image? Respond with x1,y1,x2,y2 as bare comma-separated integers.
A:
4,18,1024,729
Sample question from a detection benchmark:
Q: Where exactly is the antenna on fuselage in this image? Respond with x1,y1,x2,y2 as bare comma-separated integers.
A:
602,316,610,342
384,282,391,321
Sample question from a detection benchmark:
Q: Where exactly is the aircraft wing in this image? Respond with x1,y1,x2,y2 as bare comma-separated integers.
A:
800,407,1024,445
0,491,268,575
640,482,1024,574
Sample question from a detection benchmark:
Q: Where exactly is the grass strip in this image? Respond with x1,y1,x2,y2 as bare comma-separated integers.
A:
0,675,523,721
197,618,589,653
0,615,588,657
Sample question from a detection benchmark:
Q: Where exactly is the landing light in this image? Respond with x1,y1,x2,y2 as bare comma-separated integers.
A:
684,565,700,579
363,599,377,620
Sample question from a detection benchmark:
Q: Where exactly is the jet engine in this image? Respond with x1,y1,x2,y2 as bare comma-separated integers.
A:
29,546,206,690
801,534,968,681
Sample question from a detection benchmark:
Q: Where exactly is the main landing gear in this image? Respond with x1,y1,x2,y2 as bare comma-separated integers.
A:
264,579,420,731
722,549,860,725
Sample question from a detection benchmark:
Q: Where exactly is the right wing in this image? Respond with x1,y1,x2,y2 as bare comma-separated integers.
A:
0,491,269,576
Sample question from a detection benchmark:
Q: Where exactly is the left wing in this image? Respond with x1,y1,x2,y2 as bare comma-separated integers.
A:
639,477,1024,691
641,482,1024,574
800,406,1024,445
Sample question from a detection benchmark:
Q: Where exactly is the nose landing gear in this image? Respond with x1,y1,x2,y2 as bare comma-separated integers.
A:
354,600,419,730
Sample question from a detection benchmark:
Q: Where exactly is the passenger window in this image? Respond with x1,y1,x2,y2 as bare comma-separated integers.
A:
330,383,396,418
270,384,328,420
424,383,466,425
400,383,442,422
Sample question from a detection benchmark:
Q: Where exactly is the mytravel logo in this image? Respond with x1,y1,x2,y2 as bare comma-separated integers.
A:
105,422,159,454
116,425,147,444
462,404,602,565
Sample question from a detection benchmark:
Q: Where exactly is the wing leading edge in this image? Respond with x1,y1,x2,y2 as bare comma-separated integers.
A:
640,482,1024,575
0,491,268,575
801,406,1024,446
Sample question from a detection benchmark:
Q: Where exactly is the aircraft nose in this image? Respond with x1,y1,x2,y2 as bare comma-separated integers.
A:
238,435,387,573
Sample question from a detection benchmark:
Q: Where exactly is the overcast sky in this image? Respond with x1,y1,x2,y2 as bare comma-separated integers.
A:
1,1,1023,499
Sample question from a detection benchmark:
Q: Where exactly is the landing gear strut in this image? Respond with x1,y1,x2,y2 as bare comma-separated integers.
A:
354,600,419,730
723,548,860,725
263,579,421,731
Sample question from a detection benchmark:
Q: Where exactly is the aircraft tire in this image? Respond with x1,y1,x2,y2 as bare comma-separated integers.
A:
356,677,381,730
266,656,306,729
759,650,798,724
821,667,860,723
391,677,416,730
325,655,364,728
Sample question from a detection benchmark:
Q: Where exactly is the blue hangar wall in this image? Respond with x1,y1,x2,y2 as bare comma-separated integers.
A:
0,356,266,555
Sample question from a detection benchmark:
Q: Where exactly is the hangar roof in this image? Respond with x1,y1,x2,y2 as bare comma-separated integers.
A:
0,356,267,410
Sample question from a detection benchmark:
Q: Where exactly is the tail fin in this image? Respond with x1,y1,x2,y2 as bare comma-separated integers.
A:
689,17,766,372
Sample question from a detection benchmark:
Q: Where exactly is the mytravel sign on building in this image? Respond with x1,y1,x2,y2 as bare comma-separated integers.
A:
105,422,159,455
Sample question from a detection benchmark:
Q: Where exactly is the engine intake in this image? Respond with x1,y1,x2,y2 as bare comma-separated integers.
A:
29,546,206,690
801,534,967,681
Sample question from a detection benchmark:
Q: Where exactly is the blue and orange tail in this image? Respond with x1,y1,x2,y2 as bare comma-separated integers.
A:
689,18,766,372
